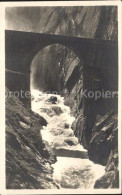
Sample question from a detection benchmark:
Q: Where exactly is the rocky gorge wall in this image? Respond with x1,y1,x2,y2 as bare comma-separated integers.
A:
6,88,58,189
6,6,119,188
6,6,117,40
30,6,118,188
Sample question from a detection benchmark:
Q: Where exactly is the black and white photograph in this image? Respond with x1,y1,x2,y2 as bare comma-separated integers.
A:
0,1,121,194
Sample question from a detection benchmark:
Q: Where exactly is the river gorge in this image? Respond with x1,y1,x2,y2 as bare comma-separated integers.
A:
5,5,119,191
31,89,105,189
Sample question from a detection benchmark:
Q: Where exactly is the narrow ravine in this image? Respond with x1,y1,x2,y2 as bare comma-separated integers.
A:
31,89,105,189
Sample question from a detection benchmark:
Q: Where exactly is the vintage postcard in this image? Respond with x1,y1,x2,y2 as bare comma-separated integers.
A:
0,1,121,194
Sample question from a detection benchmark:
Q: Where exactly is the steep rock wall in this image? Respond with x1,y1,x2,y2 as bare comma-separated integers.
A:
6,88,58,189
6,6,117,40
30,7,118,188
92,111,119,188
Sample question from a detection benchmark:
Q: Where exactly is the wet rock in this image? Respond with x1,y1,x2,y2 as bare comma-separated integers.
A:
48,96,57,104
64,137,78,146
65,140,75,146
50,128,65,136
64,123,69,129
31,111,47,126
51,106,63,115
17,113,32,125
40,108,54,116
19,121,30,129
52,140,67,148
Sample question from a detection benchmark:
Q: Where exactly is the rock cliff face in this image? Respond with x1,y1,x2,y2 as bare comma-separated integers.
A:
6,6,117,40
90,111,118,188
6,6,118,188
6,88,58,189
29,7,118,188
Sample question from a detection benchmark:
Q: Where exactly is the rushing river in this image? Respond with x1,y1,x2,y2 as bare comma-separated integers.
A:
31,89,105,189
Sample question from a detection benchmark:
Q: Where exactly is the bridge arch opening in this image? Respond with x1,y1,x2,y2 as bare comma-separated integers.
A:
30,43,82,95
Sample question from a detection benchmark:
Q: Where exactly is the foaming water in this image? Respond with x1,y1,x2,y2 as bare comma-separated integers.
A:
31,89,105,189
52,157,105,189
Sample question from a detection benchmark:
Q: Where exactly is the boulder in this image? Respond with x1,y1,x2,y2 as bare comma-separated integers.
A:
51,106,63,115
64,123,69,129
30,111,47,126
19,121,30,129
64,137,78,146
48,96,57,104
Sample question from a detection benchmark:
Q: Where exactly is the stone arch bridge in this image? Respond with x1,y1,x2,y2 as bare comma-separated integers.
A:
5,30,118,109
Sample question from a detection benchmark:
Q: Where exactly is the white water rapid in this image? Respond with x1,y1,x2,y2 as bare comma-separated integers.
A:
31,89,105,189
